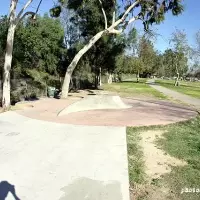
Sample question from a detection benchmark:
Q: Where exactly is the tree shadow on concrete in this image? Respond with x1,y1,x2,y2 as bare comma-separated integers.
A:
59,177,123,200
0,181,21,200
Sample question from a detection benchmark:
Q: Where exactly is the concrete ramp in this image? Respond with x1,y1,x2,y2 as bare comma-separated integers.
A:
58,95,132,116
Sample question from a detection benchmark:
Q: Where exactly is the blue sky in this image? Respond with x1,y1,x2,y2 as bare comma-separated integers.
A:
0,0,199,53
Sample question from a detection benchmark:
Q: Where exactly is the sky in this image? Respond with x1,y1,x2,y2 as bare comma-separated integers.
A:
0,0,199,53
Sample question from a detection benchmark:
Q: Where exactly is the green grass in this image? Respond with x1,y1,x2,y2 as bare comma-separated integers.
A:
156,116,200,200
127,116,200,200
103,80,167,99
156,79,200,99
127,127,146,185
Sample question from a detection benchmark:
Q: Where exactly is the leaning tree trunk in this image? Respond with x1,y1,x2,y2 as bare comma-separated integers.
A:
2,15,16,109
61,30,105,98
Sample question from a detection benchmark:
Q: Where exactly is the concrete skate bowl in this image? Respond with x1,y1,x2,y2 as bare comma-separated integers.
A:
58,95,132,116
16,95,197,127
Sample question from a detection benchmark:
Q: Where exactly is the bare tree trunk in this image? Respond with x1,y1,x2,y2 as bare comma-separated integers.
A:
61,31,105,98
2,0,40,109
2,25,16,108
174,64,180,86
2,0,17,109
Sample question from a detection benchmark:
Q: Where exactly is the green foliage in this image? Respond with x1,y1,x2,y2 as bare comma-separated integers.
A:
156,117,200,200
137,0,184,31
139,36,156,69
127,127,146,184
0,16,8,76
52,0,184,33
158,48,188,78
50,6,62,18
60,0,126,87
13,14,65,87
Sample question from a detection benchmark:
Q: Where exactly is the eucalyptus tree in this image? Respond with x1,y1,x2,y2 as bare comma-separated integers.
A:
2,0,43,109
170,29,189,86
51,0,184,98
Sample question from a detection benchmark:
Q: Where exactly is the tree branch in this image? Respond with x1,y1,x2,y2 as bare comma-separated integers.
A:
98,0,107,29
121,0,139,21
17,0,34,20
108,0,139,31
108,29,122,34
16,0,43,25
16,11,35,24
112,10,115,25
128,15,138,25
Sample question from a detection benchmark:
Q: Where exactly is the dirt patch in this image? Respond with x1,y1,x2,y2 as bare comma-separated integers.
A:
130,183,175,200
131,130,187,200
141,130,187,180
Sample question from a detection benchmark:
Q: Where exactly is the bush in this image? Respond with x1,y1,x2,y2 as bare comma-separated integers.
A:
11,90,22,105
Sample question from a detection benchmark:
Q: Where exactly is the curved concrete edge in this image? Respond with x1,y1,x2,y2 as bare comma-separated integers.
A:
58,95,132,116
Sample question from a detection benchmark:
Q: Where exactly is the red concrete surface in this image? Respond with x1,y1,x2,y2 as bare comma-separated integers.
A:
15,97,197,127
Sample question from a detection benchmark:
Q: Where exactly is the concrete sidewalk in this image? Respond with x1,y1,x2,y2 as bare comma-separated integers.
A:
150,84,200,109
0,111,129,200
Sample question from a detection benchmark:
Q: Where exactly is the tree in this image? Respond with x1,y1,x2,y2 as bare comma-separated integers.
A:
61,0,126,87
170,29,189,86
138,36,157,77
51,0,184,98
194,30,200,57
14,14,65,86
2,0,43,109
190,30,200,74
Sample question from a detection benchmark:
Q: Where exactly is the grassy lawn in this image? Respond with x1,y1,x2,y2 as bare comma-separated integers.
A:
156,79,200,99
156,117,200,200
127,116,200,200
127,128,145,185
103,79,167,99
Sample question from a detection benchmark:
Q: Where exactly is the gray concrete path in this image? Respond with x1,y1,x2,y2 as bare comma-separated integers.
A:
150,84,200,109
0,111,129,200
